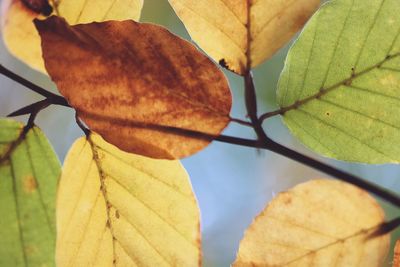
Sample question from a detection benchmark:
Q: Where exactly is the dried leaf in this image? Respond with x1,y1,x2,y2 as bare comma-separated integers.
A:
168,0,320,74
57,133,201,267
233,179,390,267
35,16,232,159
1,0,143,72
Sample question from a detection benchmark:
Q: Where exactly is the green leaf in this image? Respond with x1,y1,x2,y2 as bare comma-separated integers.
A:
0,119,61,266
276,0,400,163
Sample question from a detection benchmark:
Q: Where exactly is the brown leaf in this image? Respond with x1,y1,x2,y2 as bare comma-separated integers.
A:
35,16,232,159
394,240,400,267
1,0,143,72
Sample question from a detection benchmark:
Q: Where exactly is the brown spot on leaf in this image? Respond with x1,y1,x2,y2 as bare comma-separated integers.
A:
23,175,37,193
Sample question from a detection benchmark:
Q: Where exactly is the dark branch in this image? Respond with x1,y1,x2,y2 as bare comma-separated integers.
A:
8,99,51,117
0,64,69,107
369,216,400,238
262,136,400,208
244,70,269,143
229,117,253,127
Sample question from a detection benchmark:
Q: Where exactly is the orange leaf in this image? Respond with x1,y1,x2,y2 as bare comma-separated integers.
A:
1,0,143,72
35,16,232,159
394,240,400,267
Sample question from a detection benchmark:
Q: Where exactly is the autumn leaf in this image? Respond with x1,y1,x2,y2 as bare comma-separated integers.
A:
0,118,60,266
57,133,201,267
168,0,320,74
393,240,400,267
233,179,390,267
277,0,400,163
1,0,143,72
35,16,232,159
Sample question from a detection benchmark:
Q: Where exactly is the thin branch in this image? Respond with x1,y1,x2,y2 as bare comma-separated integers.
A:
0,64,69,107
262,136,400,208
8,99,51,117
369,216,400,238
75,113,90,136
229,117,253,127
260,108,285,121
244,70,269,143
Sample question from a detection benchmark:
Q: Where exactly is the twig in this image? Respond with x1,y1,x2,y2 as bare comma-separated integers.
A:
0,64,69,107
244,70,269,143
75,113,90,136
230,117,252,127
260,108,285,121
262,136,400,208
8,99,51,117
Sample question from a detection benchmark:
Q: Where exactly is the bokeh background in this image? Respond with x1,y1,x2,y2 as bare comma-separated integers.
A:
1,1,400,266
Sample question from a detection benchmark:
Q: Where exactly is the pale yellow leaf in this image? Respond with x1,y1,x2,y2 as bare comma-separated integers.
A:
233,179,390,267
1,0,143,72
168,0,320,74
57,133,201,267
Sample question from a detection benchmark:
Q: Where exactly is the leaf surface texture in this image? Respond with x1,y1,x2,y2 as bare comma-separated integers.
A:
0,119,60,266
1,0,143,72
36,16,232,159
169,0,320,74
57,133,201,267
233,179,389,267
277,0,400,163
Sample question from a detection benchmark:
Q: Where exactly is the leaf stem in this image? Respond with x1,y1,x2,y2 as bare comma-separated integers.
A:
244,70,269,144
230,117,253,127
259,108,285,121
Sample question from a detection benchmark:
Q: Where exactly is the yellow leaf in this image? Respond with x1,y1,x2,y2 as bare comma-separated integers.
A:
1,0,143,72
35,16,232,159
394,240,400,267
233,179,390,267
57,133,201,267
168,0,321,75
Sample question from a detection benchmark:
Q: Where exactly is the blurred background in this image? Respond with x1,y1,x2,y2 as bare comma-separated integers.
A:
1,0,400,266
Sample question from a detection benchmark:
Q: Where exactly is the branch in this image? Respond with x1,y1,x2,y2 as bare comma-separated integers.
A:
244,70,269,143
0,64,69,107
229,117,253,127
262,136,400,208
242,68,400,208
260,108,285,121
2,63,400,209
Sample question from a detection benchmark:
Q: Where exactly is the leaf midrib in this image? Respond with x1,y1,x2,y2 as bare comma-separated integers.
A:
280,52,400,115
